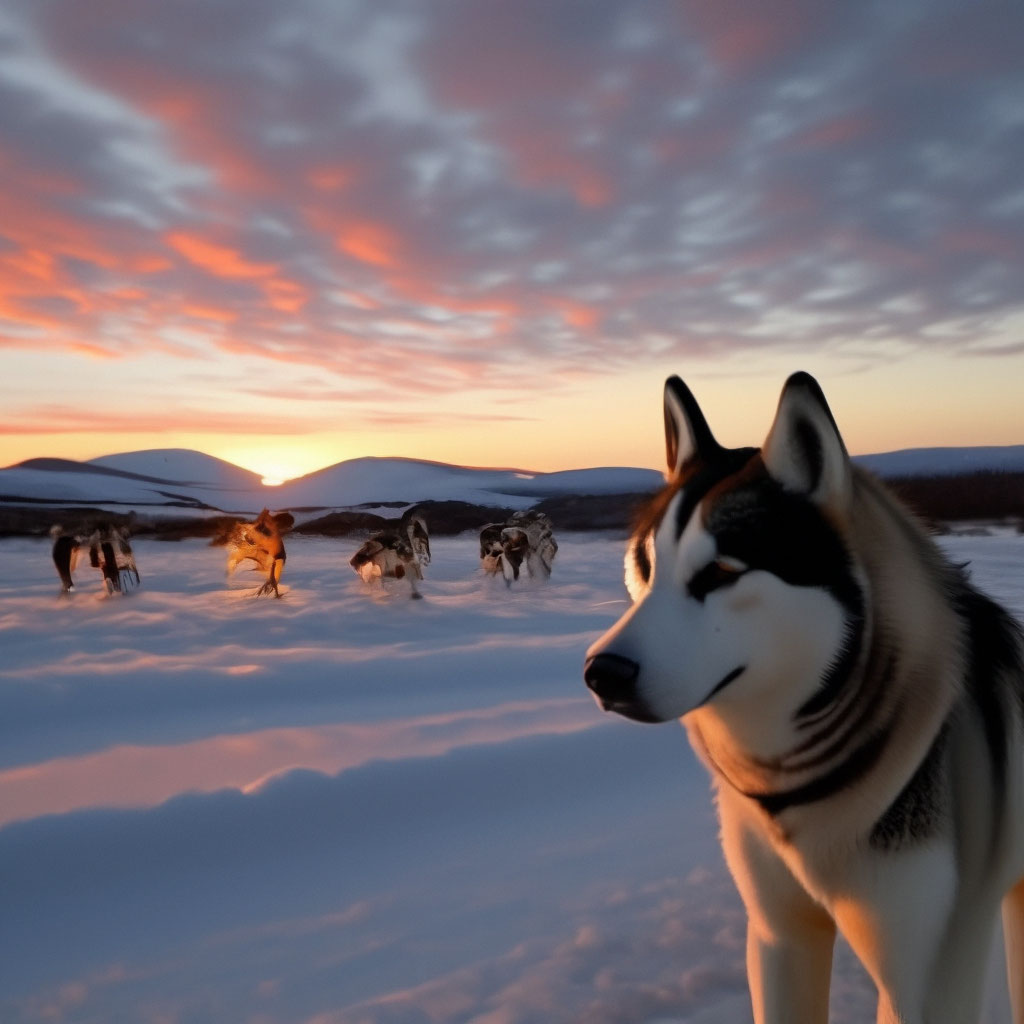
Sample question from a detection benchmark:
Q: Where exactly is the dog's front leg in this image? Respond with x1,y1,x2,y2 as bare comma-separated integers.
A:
746,915,835,1024
719,796,835,1023
256,557,284,598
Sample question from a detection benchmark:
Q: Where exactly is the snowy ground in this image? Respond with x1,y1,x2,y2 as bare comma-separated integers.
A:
0,531,1019,1023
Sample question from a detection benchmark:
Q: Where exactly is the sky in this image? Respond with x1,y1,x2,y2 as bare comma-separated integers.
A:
2,0,1024,483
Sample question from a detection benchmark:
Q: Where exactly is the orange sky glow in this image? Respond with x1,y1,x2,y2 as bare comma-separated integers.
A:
2,2,1023,481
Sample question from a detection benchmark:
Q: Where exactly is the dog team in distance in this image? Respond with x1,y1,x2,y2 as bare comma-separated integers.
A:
51,505,558,599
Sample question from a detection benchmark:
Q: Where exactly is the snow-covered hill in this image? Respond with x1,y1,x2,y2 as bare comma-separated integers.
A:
1,445,1022,520
855,445,1024,478
89,448,264,488
0,450,665,517
271,457,664,509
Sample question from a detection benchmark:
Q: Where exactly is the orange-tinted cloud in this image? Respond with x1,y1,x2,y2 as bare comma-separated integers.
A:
263,278,309,313
69,342,120,360
184,303,239,323
336,221,403,268
553,299,601,330
167,232,278,279
0,403,317,436
306,164,358,192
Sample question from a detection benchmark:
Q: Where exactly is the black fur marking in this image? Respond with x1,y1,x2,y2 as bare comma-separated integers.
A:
953,579,1024,820
52,536,76,590
688,560,745,602
630,446,757,551
750,724,891,816
869,725,948,851
675,448,761,540
699,666,746,706
665,376,721,471
633,535,652,585
704,460,861,617
101,541,120,592
795,592,866,721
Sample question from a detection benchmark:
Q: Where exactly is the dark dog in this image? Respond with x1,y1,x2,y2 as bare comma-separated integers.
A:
51,522,140,595
350,507,430,599
479,510,557,585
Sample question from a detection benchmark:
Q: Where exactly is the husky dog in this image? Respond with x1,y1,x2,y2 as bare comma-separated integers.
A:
222,508,294,598
479,510,557,585
584,373,1024,1024
350,507,430,599
51,522,140,595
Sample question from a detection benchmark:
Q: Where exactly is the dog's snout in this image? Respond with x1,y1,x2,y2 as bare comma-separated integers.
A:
584,652,640,707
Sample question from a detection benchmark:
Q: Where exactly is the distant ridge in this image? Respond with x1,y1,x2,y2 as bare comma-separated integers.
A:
2,445,1023,538
14,456,237,489
853,445,1024,478
89,448,263,488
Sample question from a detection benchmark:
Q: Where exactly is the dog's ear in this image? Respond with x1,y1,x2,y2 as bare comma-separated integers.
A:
664,376,721,478
762,372,851,509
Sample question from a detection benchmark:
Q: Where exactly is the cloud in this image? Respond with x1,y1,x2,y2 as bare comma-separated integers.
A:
3,0,1024,442
166,232,278,279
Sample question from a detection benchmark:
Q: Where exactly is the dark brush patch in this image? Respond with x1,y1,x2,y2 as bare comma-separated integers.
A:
869,725,948,851
952,576,1024,833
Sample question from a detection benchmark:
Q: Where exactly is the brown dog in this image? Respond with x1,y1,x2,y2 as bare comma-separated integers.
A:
221,509,294,597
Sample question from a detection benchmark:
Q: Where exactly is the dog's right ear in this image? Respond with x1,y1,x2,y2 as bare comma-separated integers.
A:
762,372,851,511
664,376,721,478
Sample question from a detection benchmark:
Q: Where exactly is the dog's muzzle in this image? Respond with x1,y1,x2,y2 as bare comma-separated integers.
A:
584,653,661,723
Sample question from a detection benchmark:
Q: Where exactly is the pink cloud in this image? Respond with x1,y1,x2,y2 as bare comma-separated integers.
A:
679,0,820,74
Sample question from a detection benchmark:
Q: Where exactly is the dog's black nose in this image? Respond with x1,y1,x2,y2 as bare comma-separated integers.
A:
584,653,640,707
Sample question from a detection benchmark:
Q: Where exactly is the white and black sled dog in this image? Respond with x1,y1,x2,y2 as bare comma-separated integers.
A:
584,372,1024,1024
350,507,431,598
479,510,557,585
51,521,140,595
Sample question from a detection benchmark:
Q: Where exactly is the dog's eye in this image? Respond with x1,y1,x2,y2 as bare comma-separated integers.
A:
688,556,747,602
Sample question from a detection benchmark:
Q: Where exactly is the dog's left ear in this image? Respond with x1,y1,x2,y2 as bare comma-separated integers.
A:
664,376,722,478
762,372,851,510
